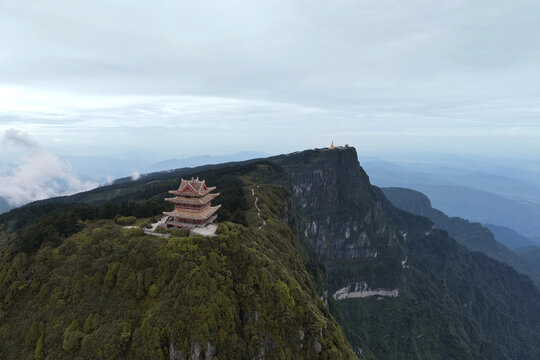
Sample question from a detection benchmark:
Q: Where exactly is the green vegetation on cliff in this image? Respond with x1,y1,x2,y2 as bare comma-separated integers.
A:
1,148,540,359
0,182,355,359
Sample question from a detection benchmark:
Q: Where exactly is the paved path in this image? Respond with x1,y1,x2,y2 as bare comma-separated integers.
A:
122,217,172,238
150,216,169,231
144,216,172,237
126,216,218,238
191,224,218,237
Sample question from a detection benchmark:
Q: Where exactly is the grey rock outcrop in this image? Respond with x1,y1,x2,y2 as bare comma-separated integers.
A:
169,342,185,360
272,148,399,263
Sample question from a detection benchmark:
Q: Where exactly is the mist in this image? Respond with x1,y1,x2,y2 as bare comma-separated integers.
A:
0,129,98,208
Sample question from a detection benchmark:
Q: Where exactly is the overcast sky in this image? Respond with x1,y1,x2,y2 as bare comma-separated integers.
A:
1,0,539,160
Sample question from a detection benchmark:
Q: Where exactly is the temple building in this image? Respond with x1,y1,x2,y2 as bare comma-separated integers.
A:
163,177,221,229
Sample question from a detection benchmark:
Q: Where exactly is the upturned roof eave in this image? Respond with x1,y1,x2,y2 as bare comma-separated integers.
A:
163,204,221,221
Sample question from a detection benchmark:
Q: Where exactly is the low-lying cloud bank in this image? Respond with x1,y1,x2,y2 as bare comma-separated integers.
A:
0,129,98,210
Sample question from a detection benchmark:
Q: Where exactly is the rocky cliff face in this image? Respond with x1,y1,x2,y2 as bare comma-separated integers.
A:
271,149,405,296
272,148,540,360
272,148,401,266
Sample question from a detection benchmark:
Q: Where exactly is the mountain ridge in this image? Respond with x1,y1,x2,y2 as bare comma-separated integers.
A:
364,160,540,238
1,147,539,359
143,151,270,174
484,223,540,249
382,186,540,288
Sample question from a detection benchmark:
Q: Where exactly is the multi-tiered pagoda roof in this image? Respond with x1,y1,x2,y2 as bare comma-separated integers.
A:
163,177,221,229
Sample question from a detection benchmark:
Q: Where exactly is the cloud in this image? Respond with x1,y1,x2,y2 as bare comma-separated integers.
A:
0,1,539,160
131,171,140,181
0,129,98,207
1,129,41,150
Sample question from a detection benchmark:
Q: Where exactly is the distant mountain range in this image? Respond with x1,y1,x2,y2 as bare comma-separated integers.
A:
410,184,540,238
58,151,271,181
382,187,540,288
484,223,540,249
515,246,540,279
363,159,540,239
142,151,269,173
361,158,540,203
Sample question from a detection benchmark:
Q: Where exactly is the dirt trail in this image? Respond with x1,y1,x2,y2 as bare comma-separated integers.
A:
252,188,266,229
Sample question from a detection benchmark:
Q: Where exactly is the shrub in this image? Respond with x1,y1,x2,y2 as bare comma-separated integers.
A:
34,334,44,359
149,284,159,297
168,229,190,237
115,216,137,226
124,228,144,237
155,226,168,234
